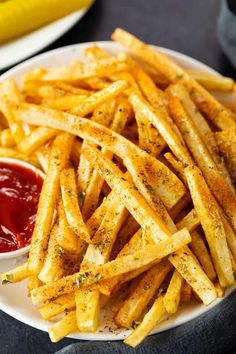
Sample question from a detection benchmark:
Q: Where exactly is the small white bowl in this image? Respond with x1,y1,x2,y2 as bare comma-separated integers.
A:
0,157,45,260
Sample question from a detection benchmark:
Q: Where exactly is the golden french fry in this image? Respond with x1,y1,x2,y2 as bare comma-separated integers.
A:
36,57,129,82
48,311,77,343
76,195,127,332
111,28,236,131
27,275,42,295
190,231,216,280
124,296,166,347
60,165,91,244
0,128,15,147
38,223,66,283
31,228,191,304
169,95,236,231
168,84,233,189
215,129,236,183
28,132,74,274
13,102,185,210
57,201,85,253
70,81,128,116
163,270,183,314
39,293,75,320
187,69,234,92
1,263,29,284
185,165,234,287
115,259,171,328
18,126,58,155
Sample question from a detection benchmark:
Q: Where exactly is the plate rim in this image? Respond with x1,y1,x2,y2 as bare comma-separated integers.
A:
0,40,235,341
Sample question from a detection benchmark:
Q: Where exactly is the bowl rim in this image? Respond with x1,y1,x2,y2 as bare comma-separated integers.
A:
0,157,45,260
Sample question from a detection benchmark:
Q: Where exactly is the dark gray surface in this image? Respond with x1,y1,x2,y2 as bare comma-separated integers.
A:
0,1,236,353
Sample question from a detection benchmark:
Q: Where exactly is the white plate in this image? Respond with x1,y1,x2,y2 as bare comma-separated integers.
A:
0,41,235,341
0,8,90,71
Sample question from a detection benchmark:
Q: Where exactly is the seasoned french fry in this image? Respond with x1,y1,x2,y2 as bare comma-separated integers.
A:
176,209,200,232
215,129,236,183
31,228,191,304
82,100,130,220
0,128,15,147
34,144,50,172
163,270,183,314
84,45,110,61
18,126,58,155
48,310,77,343
187,69,234,92
77,99,116,194
1,263,29,284
168,84,233,189
190,231,216,280
39,293,75,320
28,133,74,274
112,28,236,131
36,57,129,82
124,296,166,348
185,165,234,287
13,102,185,210
57,201,85,253
129,92,193,166
38,223,66,283
70,81,128,116
27,275,42,295
115,259,171,328
60,165,91,244
76,196,127,332
169,95,236,231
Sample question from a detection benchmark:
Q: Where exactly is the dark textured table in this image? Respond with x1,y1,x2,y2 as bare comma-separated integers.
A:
1,1,235,353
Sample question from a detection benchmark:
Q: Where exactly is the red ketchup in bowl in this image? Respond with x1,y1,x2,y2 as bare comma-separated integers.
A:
0,162,43,253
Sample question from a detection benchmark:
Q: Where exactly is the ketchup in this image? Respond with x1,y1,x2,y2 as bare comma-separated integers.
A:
0,162,43,253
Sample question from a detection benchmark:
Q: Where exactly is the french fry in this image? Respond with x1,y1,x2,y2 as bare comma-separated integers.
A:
190,231,216,280
36,57,129,82
168,84,233,189
60,165,91,244
70,139,82,167
83,145,172,242
114,259,172,328
48,310,77,343
129,92,193,166
0,79,25,144
82,101,130,220
111,28,236,131
84,45,110,61
163,270,183,314
13,102,185,210
215,129,236,183
169,95,236,231
176,209,200,232
31,228,191,304
76,196,127,332
186,69,234,92
185,165,234,287
0,128,15,147
39,293,75,320
57,201,85,253
18,126,58,155
34,144,50,172
70,81,128,116
77,99,116,194
124,296,166,348
164,152,187,186
28,132,74,274
27,275,42,295
1,263,29,284
38,223,66,283
44,94,88,111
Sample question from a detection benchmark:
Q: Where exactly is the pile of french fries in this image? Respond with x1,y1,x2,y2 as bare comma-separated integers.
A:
1,28,236,347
